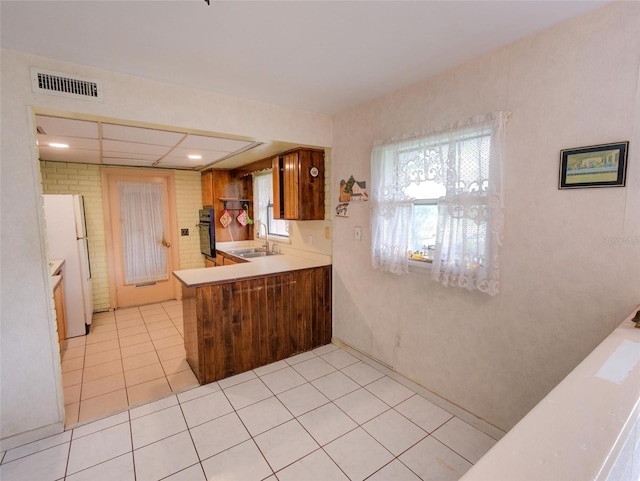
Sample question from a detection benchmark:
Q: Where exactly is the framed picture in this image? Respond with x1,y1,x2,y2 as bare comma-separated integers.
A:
559,141,629,189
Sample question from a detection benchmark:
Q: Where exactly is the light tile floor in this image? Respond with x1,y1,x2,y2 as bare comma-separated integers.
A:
60,300,199,426
0,343,498,481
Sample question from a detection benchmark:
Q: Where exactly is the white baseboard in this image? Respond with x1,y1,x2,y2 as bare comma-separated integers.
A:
0,421,64,452
332,336,506,441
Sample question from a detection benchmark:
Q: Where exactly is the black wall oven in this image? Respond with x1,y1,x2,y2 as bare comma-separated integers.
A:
198,208,216,258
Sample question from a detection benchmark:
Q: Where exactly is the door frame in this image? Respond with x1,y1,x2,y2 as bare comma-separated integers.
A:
101,167,181,309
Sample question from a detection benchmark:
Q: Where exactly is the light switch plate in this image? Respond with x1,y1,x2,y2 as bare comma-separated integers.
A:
355,226,362,241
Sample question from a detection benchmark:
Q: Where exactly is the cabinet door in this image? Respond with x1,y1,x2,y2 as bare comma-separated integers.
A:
298,149,324,220
272,149,324,221
272,156,283,219
223,256,237,266
273,153,299,219
53,280,67,346
204,257,216,268
201,171,213,206
282,153,300,219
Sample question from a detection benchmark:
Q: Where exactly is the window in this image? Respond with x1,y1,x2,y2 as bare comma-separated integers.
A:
404,173,445,262
371,112,508,296
253,171,289,238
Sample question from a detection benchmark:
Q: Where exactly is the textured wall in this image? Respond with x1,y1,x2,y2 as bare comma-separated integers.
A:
331,1,640,432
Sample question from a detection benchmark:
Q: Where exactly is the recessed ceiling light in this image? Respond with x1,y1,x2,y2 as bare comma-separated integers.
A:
49,142,69,148
188,154,202,160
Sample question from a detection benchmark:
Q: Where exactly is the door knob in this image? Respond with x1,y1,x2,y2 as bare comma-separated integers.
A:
163,240,171,247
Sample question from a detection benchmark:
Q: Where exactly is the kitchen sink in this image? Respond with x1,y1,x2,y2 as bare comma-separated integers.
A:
226,248,280,258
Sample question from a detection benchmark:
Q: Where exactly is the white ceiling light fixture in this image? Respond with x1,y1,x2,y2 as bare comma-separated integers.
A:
187,154,202,160
49,142,69,148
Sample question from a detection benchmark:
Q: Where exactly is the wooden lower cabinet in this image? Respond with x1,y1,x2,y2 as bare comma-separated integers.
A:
214,251,246,266
222,257,238,266
183,265,331,384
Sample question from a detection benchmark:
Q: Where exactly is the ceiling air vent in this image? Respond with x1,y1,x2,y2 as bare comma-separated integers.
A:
30,67,103,102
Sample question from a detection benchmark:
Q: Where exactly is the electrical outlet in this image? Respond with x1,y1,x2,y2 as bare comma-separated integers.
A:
181,228,189,236
306,235,313,245
355,226,362,241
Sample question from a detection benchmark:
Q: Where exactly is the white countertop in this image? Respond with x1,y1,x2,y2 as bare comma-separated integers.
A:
173,242,332,288
50,259,64,276
461,306,640,481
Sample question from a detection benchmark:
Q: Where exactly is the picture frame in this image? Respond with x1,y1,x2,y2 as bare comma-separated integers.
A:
559,141,629,189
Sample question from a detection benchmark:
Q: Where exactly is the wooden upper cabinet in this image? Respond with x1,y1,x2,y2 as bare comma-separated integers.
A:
201,171,213,206
272,148,324,220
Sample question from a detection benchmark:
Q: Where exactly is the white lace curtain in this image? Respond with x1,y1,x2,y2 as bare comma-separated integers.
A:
253,172,271,226
371,112,508,296
117,181,168,285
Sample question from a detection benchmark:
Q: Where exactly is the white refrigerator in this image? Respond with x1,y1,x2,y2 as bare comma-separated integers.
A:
43,194,93,337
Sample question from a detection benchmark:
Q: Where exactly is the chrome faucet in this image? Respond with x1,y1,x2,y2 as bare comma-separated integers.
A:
258,220,270,252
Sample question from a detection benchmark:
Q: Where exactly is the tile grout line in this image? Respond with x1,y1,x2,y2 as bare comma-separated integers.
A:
192,350,367,479
119,307,142,414
17,303,488,480
70,303,195,426
5,342,489,481
298,356,396,481
251,350,465,480
176,388,225,479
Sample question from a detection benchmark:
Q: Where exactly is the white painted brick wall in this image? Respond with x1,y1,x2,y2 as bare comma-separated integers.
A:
174,170,205,270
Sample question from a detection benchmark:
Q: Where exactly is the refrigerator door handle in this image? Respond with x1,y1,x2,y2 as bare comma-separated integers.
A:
83,237,92,280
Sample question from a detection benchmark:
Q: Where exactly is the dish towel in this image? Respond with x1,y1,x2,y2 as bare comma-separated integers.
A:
220,210,232,228
236,209,248,226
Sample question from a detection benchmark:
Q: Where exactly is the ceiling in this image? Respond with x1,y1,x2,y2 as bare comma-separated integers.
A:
3,1,611,170
35,115,268,170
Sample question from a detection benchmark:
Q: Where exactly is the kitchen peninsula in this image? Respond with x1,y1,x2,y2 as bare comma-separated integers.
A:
173,243,332,385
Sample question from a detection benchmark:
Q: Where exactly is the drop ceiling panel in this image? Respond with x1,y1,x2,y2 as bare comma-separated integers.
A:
39,147,101,164
101,139,171,157
37,135,100,151
178,134,254,152
102,123,186,146
103,151,161,162
103,157,157,167
156,157,204,168
32,114,285,170
36,115,98,139
168,147,231,162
